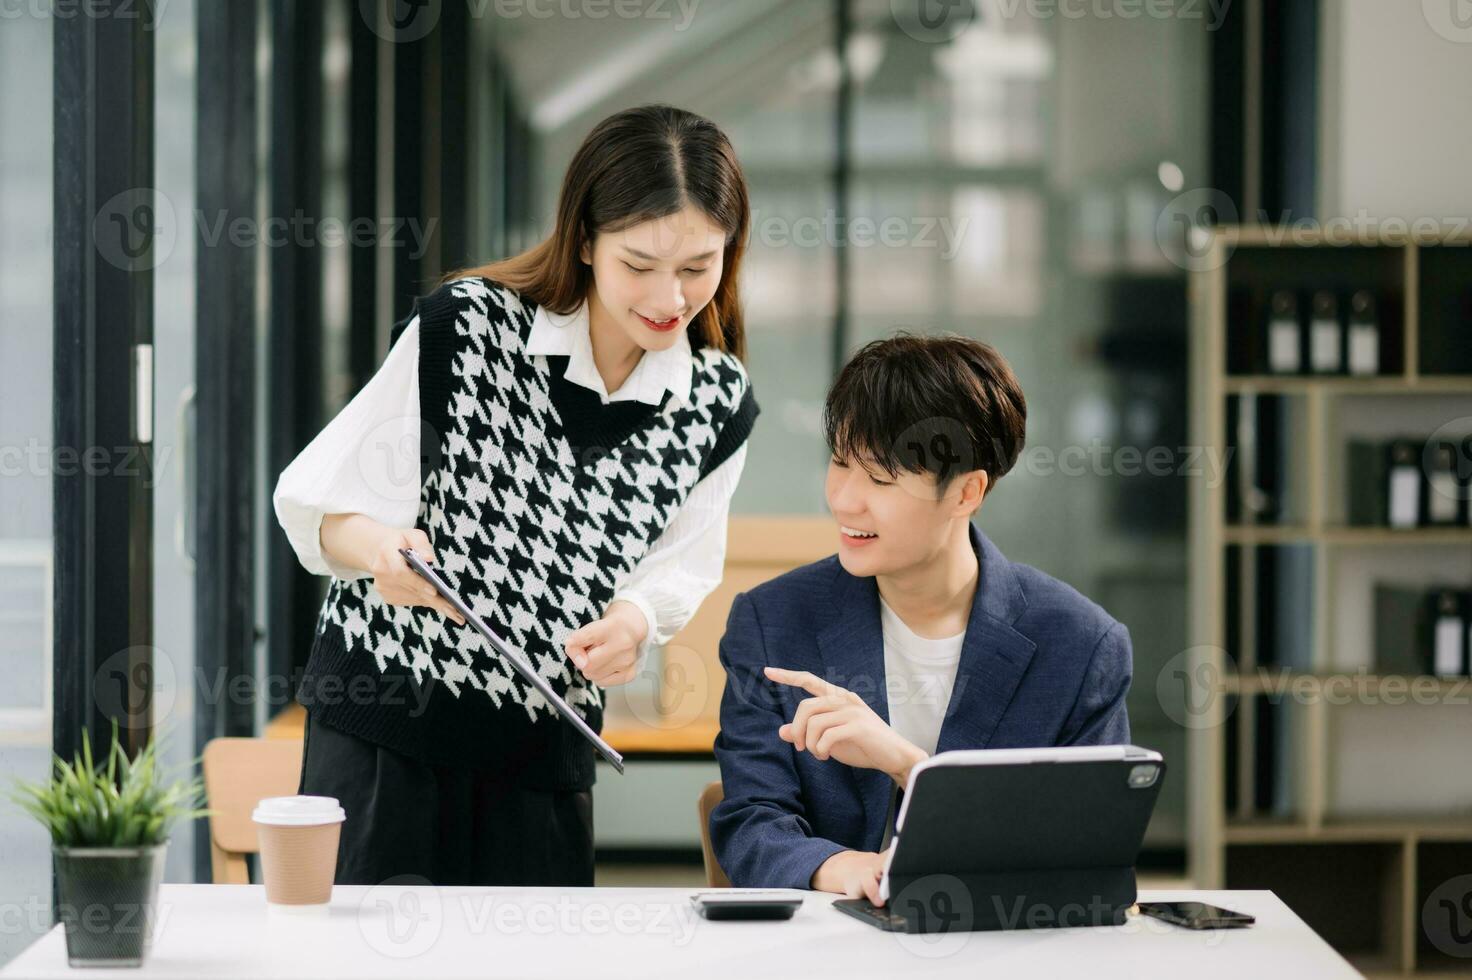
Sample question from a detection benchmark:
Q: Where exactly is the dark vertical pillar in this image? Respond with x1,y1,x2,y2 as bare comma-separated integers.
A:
391,10,428,319
266,0,327,700
436,0,471,275
831,0,852,375
53,0,157,767
349,0,383,388
1260,0,1318,220
196,0,260,881
1210,0,1318,221
1208,0,1247,212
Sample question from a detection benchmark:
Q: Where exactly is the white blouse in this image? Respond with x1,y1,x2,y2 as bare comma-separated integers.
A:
271,298,747,670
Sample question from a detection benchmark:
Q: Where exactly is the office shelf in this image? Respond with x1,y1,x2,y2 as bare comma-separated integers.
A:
1222,526,1472,546
1224,375,1472,395
1219,671,1472,696
1189,224,1472,976
1224,816,1472,845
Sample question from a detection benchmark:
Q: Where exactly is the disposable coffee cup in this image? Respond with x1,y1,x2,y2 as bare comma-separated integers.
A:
252,796,345,907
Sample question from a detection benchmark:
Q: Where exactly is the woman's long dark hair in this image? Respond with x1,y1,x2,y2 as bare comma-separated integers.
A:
446,104,750,359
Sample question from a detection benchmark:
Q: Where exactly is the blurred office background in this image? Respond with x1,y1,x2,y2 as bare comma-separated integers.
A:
3,0,1471,972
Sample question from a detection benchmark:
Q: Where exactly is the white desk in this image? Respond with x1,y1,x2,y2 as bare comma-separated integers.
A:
1,885,1357,979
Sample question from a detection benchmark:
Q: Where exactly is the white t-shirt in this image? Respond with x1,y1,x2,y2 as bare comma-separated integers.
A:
879,596,966,757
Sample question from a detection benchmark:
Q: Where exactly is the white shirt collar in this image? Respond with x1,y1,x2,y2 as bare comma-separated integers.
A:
524,300,694,409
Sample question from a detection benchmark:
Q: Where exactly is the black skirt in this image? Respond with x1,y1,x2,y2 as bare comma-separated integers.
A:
296,709,595,887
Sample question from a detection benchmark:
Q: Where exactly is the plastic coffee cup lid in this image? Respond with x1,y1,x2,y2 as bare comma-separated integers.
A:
251,795,346,826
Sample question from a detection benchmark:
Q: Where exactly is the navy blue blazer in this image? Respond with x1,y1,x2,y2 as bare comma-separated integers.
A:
709,522,1133,890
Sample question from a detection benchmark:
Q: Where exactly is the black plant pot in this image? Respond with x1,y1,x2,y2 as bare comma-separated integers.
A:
53,843,167,967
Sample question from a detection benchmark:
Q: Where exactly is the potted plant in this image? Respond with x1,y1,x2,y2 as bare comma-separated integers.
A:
10,723,210,968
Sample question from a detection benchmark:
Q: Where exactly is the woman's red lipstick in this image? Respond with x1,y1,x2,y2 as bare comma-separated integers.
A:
636,312,682,333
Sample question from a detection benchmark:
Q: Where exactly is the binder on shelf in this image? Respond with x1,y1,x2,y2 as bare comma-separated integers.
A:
1309,291,1343,375
1386,439,1421,529
1235,692,1298,818
1417,262,1472,375
1252,545,1315,672
1461,438,1472,526
1427,589,1469,677
1223,692,1241,816
1348,437,1472,530
1231,394,1285,524
1266,289,1302,374
1425,441,1463,527
1227,286,1257,374
1252,695,1280,815
1373,584,1429,676
1346,439,1389,527
1346,290,1379,376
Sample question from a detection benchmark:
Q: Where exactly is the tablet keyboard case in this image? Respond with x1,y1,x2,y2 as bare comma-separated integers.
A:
880,757,1166,934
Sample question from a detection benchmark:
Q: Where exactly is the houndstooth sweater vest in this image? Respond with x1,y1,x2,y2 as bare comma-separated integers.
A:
297,276,758,790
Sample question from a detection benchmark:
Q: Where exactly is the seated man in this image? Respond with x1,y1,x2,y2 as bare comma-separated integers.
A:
710,334,1132,905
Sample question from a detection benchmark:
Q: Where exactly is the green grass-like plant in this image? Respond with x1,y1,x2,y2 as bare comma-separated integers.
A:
10,722,212,849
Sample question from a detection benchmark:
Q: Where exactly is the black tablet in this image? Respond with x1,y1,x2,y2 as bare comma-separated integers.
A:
836,744,1166,933
399,547,625,774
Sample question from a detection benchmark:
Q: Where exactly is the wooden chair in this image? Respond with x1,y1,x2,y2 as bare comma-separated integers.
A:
696,780,730,888
638,517,836,747
682,521,833,886
200,737,305,884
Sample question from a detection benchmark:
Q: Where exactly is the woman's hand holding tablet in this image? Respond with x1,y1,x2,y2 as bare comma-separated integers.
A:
320,515,466,626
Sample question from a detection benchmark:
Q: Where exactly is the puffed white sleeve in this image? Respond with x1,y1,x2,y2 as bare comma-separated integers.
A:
271,317,424,580
609,442,747,672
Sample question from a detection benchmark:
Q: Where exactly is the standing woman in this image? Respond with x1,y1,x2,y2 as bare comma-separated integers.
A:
272,104,758,887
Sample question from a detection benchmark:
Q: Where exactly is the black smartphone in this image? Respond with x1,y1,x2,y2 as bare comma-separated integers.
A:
1138,901,1255,930
690,891,804,921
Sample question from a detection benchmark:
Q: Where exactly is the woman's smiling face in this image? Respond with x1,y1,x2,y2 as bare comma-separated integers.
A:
581,205,728,353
